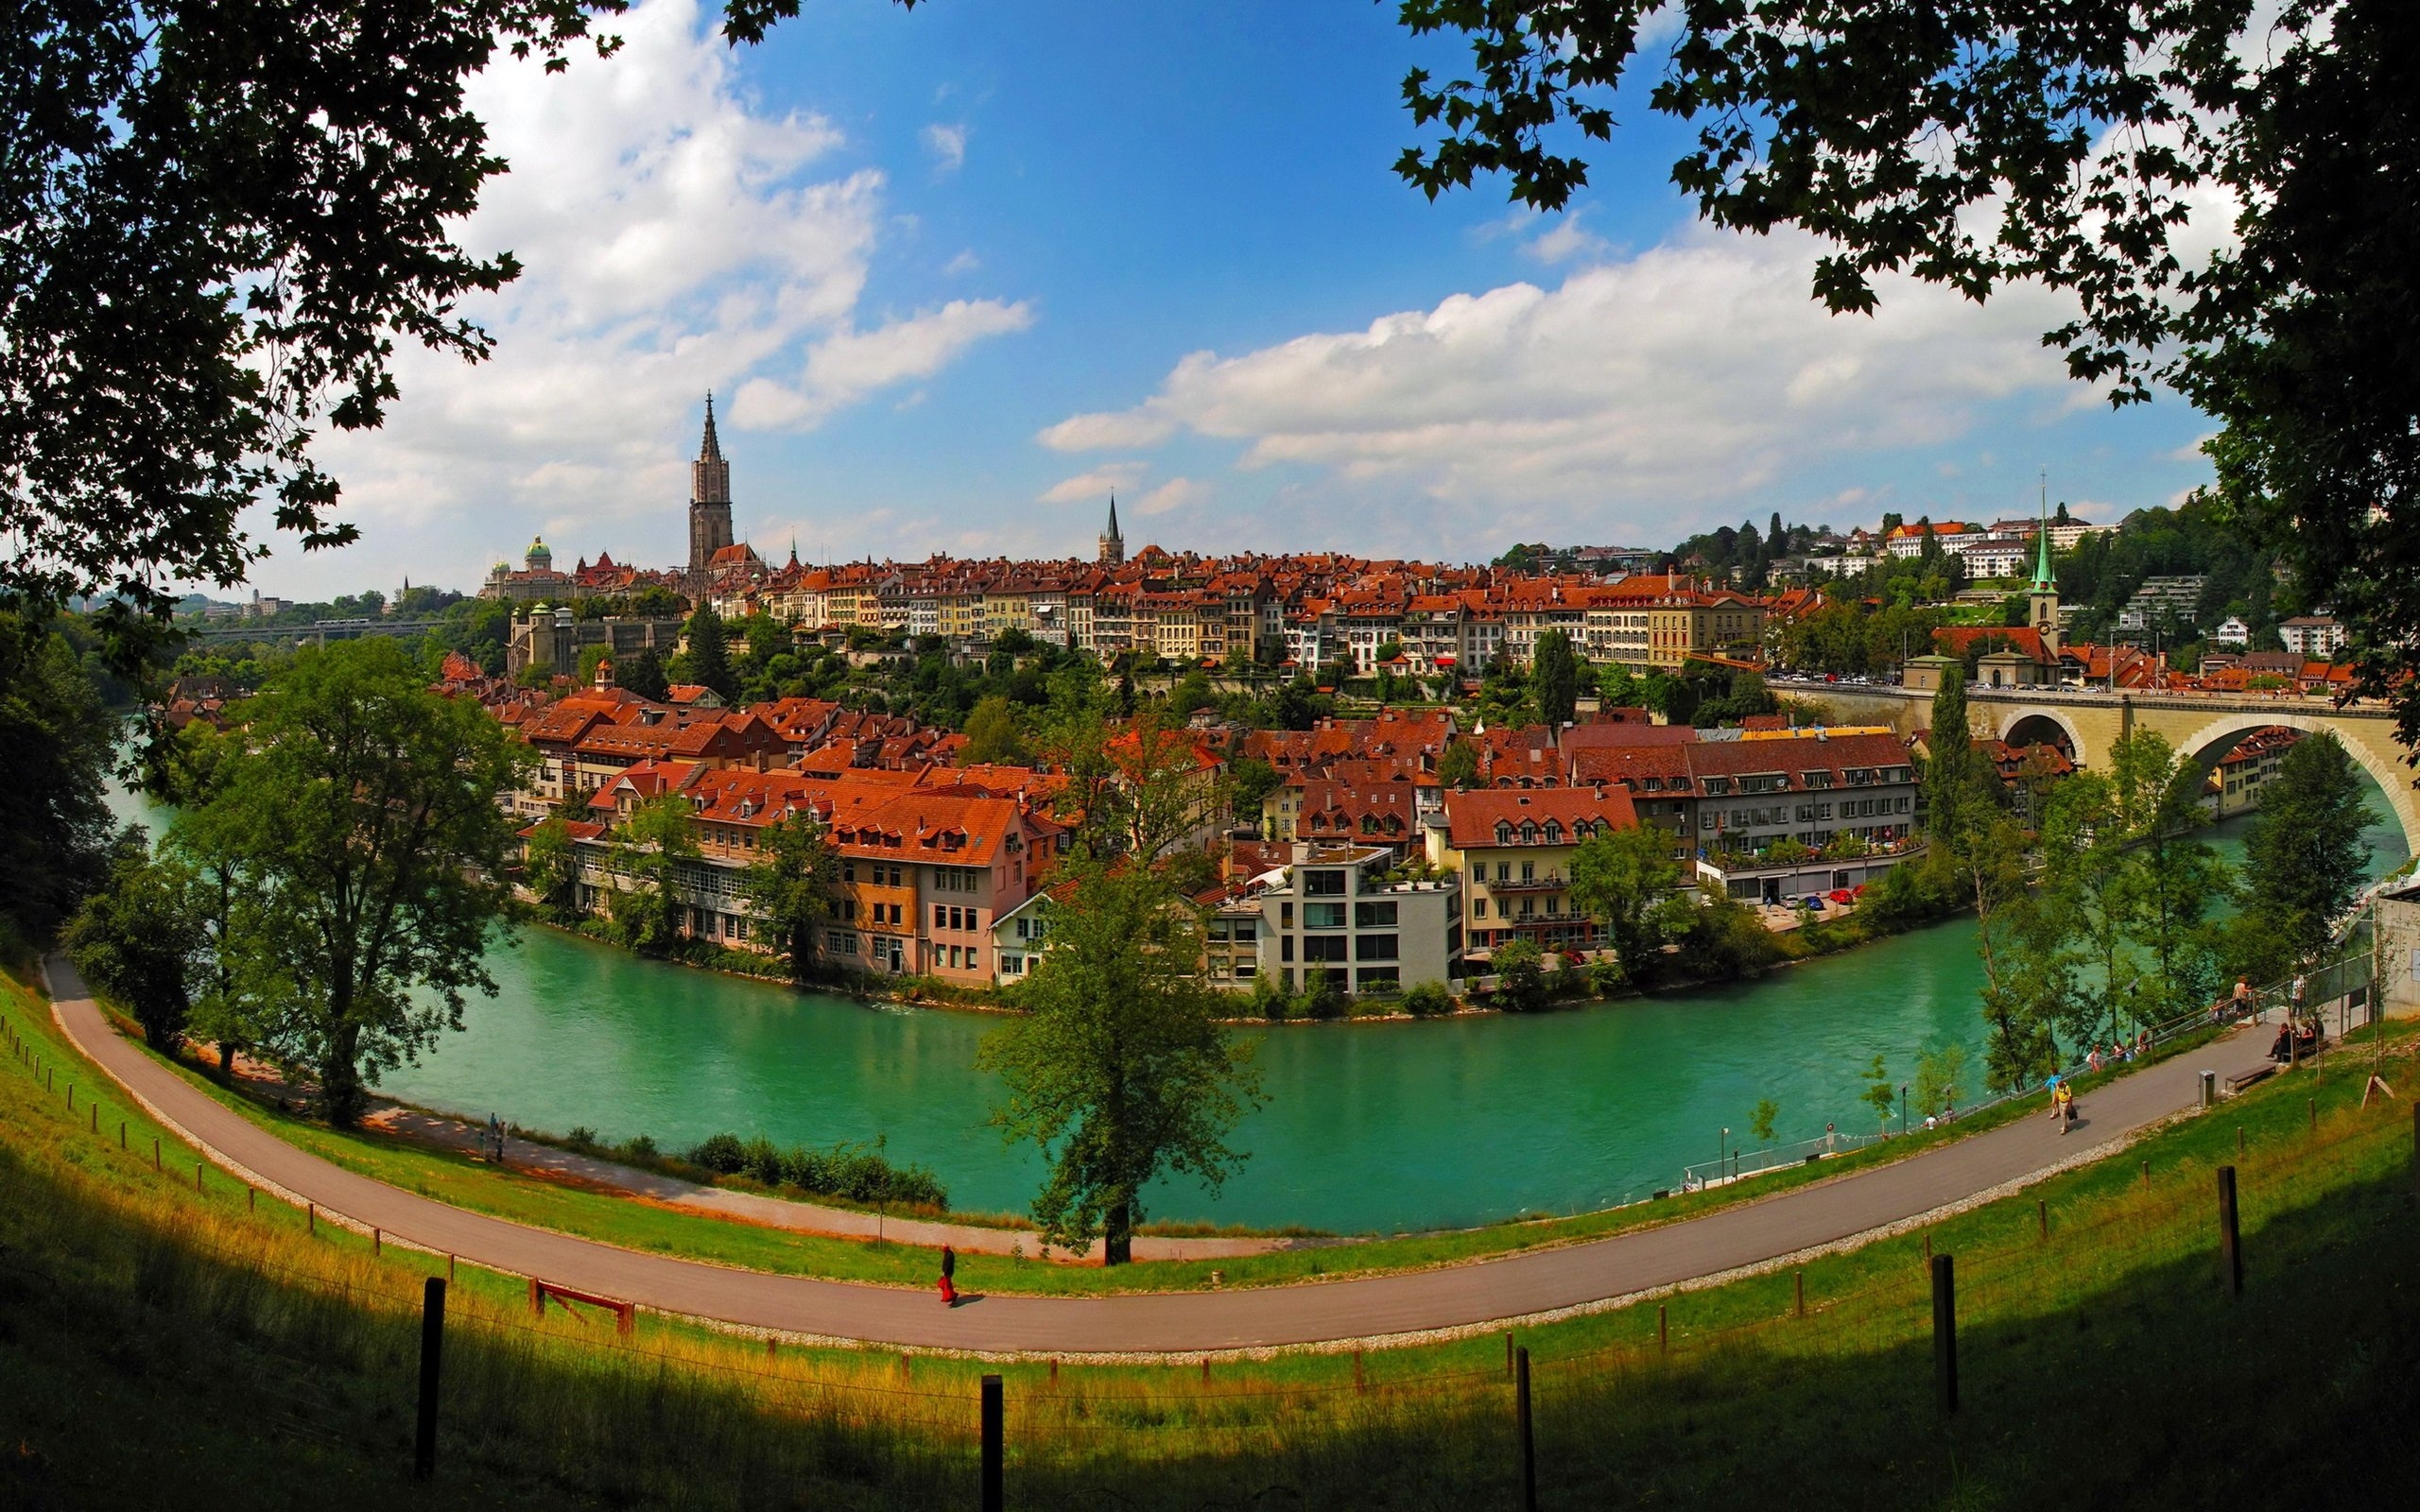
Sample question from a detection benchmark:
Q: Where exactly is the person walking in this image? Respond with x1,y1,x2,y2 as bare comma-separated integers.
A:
2055,1080,2076,1134
2231,976,2255,1020
939,1245,958,1307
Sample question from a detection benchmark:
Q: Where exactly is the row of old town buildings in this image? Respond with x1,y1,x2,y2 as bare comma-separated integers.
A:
445,637,1932,999
399,403,2336,1002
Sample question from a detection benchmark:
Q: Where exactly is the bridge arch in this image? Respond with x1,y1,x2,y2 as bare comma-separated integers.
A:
2170,711,2420,857
1993,706,2085,761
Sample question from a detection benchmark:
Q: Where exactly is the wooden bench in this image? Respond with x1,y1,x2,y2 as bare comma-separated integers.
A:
2224,1064,2275,1095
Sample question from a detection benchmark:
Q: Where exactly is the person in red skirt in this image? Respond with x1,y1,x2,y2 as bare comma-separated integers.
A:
939,1245,958,1306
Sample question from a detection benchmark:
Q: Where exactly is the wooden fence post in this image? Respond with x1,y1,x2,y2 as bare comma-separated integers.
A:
2218,1165,2242,1297
1930,1254,1958,1414
1657,1303,1668,1354
980,1373,1004,1512
1514,1346,1535,1512
1794,1270,1805,1319
414,1278,446,1480
2037,1198,2048,1242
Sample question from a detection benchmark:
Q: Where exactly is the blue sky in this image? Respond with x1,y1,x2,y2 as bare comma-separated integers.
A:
272,0,2217,599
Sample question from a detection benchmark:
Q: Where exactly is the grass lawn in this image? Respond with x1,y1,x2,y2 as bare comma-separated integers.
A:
7,960,2420,1507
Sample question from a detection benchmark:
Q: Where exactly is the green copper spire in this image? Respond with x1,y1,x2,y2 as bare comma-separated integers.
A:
2031,470,2055,590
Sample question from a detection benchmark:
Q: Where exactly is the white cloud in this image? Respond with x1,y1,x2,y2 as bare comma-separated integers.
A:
1134,477,1207,516
285,0,1025,594
1039,225,2083,542
923,123,968,173
943,249,981,276
1521,210,1607,265
1038,462,1147,505
735,298,1034,429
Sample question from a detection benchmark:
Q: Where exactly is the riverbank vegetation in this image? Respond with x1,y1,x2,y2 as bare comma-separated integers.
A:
9,955,2420,1508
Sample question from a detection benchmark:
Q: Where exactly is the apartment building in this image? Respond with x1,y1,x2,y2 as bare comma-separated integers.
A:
1426,787,1640,956
1247,843,1461,995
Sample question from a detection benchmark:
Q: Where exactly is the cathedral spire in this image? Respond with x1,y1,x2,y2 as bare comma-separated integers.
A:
700,390,723,462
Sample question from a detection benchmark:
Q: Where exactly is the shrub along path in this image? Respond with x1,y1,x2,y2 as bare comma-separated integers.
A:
231,1054,1294,1263
47,954,2283,1356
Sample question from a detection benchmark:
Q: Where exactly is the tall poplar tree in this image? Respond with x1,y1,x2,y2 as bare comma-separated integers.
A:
1533,629,1580,728
2242,731,2374,961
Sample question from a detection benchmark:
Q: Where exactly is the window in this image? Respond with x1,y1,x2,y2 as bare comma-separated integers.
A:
1303,936,1348,962
1304,902,1347,930
1236,962,1256,980
1280,902,1294,927
1474,898,1489,919
1354,901,1397,928
1495,862,1511,882
934,904,947,930
1304,869,1346,896
1521,861,1535,883
1356,968,1400,991
1281,936,1294,962
1232,920,1257,942
1356,934,1398,961
1207,919,1231,941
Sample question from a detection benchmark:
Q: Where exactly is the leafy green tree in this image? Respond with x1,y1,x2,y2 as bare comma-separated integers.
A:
1532,629,1580,727
959,695,1027,766
1228,756,1282,824
673,606,736,701
1436,739,1481,791
62,831,202,1050
0,0,617,631
978,860,1262,1264
621,646,672,702
1860,1056,1898,1134
1567,823,1692,983
0,608,118,944
1299,967,1345,1021
1922,677,1993,850
741,812,838,983
2108,732,2227,1021
1490,938,1547,1012
187,638,532,1125
1913,1042,1970,1119
521,815,584,922
1748,1096,1779,1145
1402,980,1454,1018
2241,731,2374,962
609,792,698,956
2033,774,2139,1050
1597,662,1642,707
1672,886,1781,983
1039,705,1217,864
1251,968,1293,1022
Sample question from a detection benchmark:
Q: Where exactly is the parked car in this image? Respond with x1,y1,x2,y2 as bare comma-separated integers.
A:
1827,888,1855,905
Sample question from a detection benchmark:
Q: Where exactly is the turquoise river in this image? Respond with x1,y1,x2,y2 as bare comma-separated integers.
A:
105,780,2411,1234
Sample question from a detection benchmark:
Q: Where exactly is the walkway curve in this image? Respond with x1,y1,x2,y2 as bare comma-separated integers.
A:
43,959,2269,1356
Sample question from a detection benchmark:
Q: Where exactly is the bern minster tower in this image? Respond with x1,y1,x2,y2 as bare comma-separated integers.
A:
687,393,735,590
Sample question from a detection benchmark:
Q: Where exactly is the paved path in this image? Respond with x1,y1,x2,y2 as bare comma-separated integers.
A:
43,959,2271,1356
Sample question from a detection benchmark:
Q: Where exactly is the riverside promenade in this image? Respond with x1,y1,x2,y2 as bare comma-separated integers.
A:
46,958,2272,1357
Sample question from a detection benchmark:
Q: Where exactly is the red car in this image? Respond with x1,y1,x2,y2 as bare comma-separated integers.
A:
1827,888,1856,905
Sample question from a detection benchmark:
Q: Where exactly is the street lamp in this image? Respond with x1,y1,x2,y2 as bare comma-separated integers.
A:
1900,1084,1910,1137
1720,1126,1729,1184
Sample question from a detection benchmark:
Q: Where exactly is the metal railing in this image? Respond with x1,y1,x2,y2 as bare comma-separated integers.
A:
1676,947,2379,1192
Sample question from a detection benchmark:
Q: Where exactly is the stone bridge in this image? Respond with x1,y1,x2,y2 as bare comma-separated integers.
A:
1769,679,2420,854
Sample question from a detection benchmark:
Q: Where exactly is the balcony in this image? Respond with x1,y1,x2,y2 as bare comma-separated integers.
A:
1485,871,1568,893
